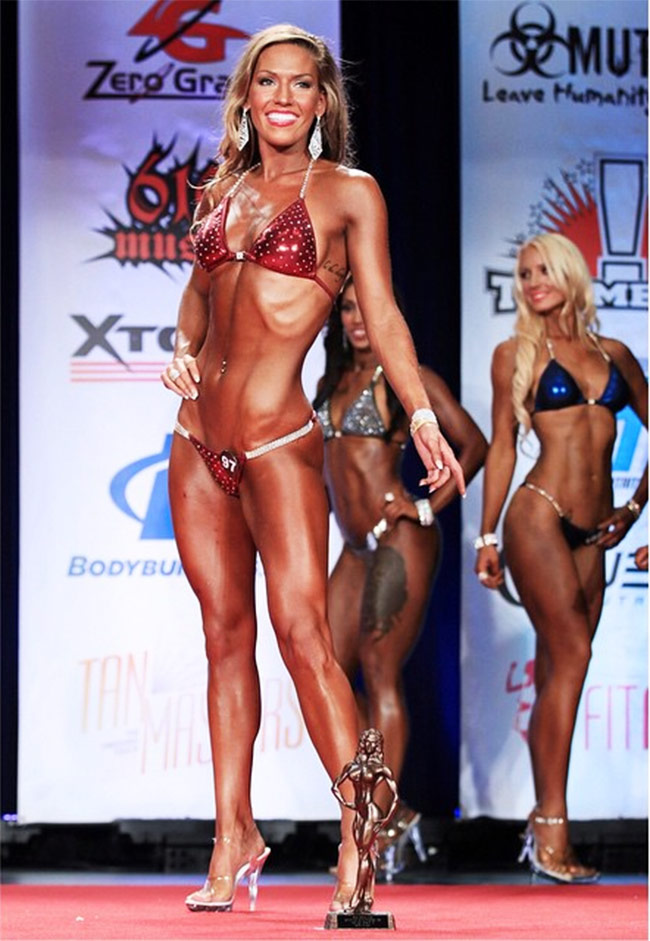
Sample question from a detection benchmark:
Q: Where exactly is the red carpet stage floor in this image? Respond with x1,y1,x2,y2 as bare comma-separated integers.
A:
1,882,647,941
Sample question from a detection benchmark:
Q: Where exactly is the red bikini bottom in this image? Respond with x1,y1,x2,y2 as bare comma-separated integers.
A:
174,412,316,498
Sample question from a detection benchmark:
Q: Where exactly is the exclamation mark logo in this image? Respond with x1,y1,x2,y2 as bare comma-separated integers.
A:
595,154,647,283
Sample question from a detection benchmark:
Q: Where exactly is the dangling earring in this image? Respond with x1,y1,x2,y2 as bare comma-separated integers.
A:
308,115,323,160
342,330,350,352
237,107,250,151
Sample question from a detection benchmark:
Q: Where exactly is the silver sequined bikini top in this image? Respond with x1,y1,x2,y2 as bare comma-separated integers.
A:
316,365,389,440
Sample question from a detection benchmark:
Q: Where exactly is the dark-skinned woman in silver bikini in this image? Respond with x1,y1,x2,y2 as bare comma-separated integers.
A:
475,233,647,883
160,25,465,914
314,277,486,878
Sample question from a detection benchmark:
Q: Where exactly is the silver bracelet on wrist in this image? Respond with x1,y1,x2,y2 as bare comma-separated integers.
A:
409,407,439,437
414,498,435,527
626,498,641,519
474,532,499,550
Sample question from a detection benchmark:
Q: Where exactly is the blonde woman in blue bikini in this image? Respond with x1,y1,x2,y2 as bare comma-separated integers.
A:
475,233,647,882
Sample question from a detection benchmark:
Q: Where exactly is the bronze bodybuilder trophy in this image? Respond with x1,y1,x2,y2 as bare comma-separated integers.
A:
325,729,398,930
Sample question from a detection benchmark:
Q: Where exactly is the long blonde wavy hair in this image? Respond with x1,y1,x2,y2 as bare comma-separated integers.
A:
197,24,351,214
512,233,599,432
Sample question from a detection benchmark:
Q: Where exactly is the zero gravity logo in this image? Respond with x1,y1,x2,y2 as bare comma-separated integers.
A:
93,139,213,270
84,0,249,102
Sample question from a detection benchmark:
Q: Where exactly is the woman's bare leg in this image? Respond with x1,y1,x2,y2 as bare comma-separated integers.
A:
505,490,604,873
328,545,365,678
328,546,367,728
358,523,441,782
169,435,265,890
242,432,360,902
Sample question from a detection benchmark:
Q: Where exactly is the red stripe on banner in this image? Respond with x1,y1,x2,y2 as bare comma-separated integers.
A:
70,362,167,367
70,377,164,382
70,361,166,380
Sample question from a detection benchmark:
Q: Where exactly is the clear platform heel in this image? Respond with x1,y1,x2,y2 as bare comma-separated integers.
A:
378,803,428,882
185,841,271,912
518,811,599,885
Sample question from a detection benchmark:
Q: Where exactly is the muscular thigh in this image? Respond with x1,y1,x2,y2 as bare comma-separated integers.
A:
573,545,606,638
359,519,441,668
328,545,366,675
504,488,597,650
168,433,256,616
240,428,330,634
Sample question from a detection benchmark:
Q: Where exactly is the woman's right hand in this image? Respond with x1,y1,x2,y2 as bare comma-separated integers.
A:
161,354,200,399
381,491,418,529
475,545,503,589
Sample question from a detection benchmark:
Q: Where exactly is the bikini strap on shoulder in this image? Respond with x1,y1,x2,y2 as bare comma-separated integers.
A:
587,330,611,362
299,158,315,199
371,364,384,385
227,162,260,198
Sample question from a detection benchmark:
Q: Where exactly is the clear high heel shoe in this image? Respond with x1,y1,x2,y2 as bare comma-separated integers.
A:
377,802,428,882
185,840,271,912
518,811,599,884
328,841,357,913
329,880,356,912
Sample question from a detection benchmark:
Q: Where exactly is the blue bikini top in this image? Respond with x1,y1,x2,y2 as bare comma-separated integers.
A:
533,336,630,415
316,365,389,440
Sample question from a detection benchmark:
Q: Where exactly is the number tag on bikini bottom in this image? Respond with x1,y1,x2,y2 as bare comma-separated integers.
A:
188,432,246,497
220,451,240,475
217,449,245,490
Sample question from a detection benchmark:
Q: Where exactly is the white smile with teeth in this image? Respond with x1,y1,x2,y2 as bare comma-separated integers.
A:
267,112,298,125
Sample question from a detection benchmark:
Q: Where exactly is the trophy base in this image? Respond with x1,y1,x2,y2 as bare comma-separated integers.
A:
324,910,396,930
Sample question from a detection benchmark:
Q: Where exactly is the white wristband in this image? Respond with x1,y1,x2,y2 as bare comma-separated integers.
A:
474,532,499,550
409,408,439,437
414,499,435,527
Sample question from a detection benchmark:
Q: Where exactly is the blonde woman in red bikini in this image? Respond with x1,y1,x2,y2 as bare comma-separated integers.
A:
161,24,465,914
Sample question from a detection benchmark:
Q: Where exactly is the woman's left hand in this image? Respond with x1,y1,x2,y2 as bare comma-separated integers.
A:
413,423,466,495
594,505,638,549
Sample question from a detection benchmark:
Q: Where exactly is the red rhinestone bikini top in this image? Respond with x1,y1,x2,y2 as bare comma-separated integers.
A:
192,160,336,300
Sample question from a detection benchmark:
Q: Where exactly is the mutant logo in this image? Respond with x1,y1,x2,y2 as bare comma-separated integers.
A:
482,2,647,111
489,2,647,80
84,0,249,102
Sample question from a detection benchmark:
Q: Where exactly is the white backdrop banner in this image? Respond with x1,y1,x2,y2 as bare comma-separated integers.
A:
460,0,648,819
18,0,341,823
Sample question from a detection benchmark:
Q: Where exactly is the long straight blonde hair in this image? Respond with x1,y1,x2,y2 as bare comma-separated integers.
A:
512,233,599,432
